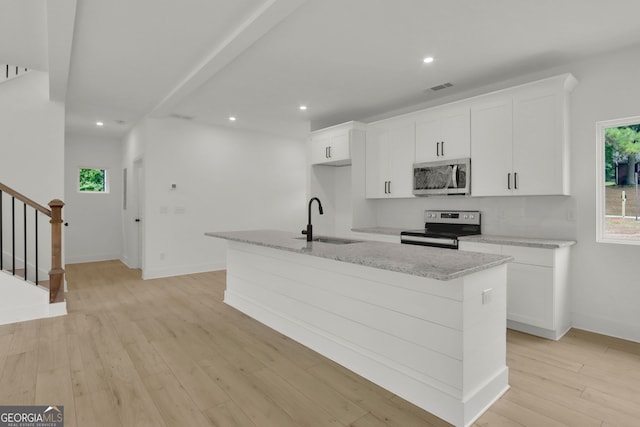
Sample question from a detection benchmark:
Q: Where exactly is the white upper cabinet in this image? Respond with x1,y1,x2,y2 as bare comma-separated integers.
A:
470,95,514,197
470,74,577,197
365,118,415,199
310,122,365,166
415,106,470,163
512,82,571,195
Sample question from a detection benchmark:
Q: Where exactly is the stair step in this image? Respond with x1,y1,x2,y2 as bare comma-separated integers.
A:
1,268,65,304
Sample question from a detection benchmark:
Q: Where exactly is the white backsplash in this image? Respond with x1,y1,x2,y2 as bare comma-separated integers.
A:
371,195,577,240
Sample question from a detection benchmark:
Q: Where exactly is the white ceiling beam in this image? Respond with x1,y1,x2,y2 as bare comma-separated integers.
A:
149,0,308,118
47,0,77,103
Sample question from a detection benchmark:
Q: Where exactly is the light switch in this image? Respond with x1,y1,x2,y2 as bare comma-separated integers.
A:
482,288,493,305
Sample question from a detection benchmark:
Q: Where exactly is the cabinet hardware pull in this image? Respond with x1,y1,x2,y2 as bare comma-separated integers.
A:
388,181,391,194
325,147,329,158
328,146,331,158
514,172,518,189
507,173,511,190
441,141,444,156
436,142,440,157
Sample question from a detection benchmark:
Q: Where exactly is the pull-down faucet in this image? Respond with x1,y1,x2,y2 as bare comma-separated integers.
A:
302,197,323,242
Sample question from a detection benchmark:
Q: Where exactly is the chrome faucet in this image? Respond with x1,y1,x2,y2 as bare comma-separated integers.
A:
302,197,324,242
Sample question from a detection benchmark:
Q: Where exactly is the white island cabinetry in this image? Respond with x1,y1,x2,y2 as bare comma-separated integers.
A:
207,230,511,427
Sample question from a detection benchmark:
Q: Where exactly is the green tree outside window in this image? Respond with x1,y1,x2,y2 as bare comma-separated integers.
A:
79,168,107,192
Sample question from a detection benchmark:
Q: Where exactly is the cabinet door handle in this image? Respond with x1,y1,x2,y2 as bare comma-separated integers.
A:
436,142,440,157
328,146,331,158
507,173,511,190
441,141,444,156
388,181,391,194
325,147,329,158
514,172,518,190
384,181,387,194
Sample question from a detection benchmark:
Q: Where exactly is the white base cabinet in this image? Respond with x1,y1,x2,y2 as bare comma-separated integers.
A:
351,231,401,243
459,241,571,340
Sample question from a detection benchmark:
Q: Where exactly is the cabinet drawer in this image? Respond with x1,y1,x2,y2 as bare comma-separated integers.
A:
458,241,501,254
352,232,400,244
502,245,554,267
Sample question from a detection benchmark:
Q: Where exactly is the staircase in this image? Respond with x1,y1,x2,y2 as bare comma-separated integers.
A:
0,183,66,325
0,64,30,84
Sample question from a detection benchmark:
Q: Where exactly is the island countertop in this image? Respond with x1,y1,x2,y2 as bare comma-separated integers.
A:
205,229,512,281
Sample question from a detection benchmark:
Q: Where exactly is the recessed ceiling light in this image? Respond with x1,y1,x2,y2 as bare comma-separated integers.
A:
423,57,434,64
299,105,307,111
96,121,104,126
229,116,236,122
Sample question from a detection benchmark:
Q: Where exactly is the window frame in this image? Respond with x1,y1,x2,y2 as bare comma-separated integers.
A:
77,167,110,194
596,116,640,245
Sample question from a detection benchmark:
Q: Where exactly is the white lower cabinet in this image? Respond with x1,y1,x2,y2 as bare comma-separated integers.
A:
351,232,401,243
459,241,571,340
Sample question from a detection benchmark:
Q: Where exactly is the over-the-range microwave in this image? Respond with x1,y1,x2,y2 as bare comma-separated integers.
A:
413,158,470,196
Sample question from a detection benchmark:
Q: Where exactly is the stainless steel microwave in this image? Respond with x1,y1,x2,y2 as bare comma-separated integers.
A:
413,158,470,196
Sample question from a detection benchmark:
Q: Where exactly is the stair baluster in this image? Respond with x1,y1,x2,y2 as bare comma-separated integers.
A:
0,183,64,303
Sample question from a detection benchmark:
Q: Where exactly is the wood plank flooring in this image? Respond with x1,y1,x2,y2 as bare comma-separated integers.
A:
0,259,639,426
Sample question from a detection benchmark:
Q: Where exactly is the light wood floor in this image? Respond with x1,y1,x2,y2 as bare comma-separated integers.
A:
0,260,639,426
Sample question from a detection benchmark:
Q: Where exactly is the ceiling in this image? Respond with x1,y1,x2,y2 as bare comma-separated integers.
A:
4,0,640,139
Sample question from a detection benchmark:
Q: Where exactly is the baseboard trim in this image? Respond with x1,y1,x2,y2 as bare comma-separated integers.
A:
66,253,121,264
572,312,640,344
142,262,225,280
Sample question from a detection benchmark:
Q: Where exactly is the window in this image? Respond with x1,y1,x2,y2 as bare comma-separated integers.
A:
596,117,640,244
79,168,109,193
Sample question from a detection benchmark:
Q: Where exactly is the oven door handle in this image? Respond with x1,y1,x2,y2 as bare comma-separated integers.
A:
401,236,457,246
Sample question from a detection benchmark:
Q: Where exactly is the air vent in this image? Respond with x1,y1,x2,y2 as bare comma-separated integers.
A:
429,82,454,91
169,113,195,121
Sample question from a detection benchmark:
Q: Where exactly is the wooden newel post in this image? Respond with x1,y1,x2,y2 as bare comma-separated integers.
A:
48,199,65,304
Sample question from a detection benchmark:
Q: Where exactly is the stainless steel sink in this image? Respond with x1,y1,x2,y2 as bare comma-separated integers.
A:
295,236,363,245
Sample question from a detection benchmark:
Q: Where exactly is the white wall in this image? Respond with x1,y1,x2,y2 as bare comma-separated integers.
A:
568,47,640,342
0,71,64,274
64,133,123,263
123,118,307,279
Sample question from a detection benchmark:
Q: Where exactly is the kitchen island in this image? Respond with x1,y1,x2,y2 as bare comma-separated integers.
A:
205,230,512,427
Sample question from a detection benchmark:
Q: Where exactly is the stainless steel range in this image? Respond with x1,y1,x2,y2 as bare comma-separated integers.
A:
400,210,481,249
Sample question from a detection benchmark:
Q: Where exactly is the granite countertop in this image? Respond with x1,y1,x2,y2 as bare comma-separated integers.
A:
459,234,576,249
205,229,512,281
351,226,405,236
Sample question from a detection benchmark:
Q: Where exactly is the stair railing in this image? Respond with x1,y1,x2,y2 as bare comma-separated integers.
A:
0,64,29,83
0,183,64,303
